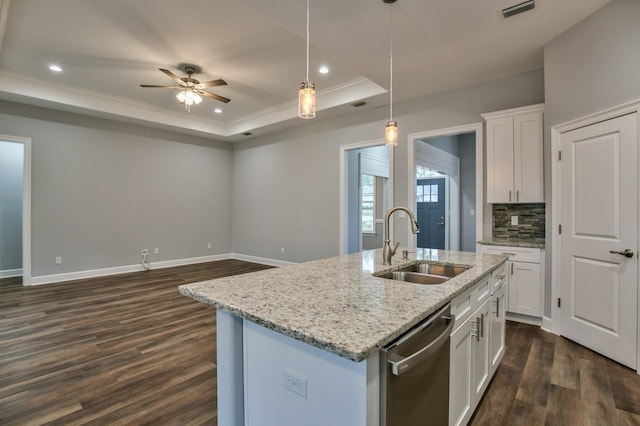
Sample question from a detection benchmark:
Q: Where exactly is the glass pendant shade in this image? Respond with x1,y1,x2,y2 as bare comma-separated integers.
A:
176,88,202,106
298,81,316,119
385,120,398,146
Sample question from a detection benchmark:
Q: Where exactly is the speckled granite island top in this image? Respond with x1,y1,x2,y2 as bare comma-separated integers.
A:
179,248,507,362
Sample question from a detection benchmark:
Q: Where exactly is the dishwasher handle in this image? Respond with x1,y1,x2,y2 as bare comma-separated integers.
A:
388,315,455,376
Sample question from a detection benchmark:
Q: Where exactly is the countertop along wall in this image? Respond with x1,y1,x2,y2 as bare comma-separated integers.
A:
232,69,545,263
0,101,234,279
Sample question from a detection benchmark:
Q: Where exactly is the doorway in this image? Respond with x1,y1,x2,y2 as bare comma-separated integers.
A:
408,124,484,252
416,177,446,249
0,135,31,285
552,104,640,369
340,140,393,255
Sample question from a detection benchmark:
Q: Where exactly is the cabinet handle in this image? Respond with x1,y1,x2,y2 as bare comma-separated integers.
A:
501,252,516,256
471,318,480,342
516,190,519,202
495,297,500,318
509,190,512,202
497,275,506,279
480,313,485,338
511,262,514,276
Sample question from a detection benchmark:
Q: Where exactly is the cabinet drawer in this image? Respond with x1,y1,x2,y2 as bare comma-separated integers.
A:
480,245,541,263
451,274,491,331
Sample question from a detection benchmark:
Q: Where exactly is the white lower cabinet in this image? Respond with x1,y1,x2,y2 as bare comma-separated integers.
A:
450,264,506,426
489,269,507,375
479,245,544,319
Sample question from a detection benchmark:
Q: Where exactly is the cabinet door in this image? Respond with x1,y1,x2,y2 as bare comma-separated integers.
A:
486,117,514,203
508,261,541,316
450,318,474,426
490,283,507,375
472,299,491,405
514,111,544,202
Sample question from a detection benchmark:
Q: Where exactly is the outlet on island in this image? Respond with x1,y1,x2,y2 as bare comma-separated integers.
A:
283,370,307,399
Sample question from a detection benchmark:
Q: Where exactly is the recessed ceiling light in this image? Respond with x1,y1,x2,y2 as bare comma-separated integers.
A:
214,108,223,114
48,64,62,72
318,65,329,74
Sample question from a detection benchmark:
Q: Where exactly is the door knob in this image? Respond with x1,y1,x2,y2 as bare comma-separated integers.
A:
609,249,634,258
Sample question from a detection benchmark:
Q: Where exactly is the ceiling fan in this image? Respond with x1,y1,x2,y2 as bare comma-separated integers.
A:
140,66,230,112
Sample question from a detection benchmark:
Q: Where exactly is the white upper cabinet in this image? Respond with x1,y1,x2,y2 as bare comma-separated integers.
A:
483,104,544,203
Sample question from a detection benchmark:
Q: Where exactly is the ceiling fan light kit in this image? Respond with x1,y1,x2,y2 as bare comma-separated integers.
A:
140,65,229,113
298,0,316,119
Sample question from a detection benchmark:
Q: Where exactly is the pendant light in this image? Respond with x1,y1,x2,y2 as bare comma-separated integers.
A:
298,0,316,119
384,0,398,146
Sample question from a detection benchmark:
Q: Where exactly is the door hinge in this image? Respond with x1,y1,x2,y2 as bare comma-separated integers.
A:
558,150,562,161
557,298,561,308
559,224,562,234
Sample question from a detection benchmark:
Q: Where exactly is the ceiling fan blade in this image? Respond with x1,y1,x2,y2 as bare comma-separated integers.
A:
140,84,180,89
200,91,231,103
159,68,187,86
196,79,227,88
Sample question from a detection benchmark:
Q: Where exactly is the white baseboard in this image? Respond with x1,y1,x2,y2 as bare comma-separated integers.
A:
29,253,233,286
231,253,297,268
506,312,543,327
28,253,295,286
541,315,557,335
0,268,22,278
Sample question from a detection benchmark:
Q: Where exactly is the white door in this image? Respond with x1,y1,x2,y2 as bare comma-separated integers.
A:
560,112,638,368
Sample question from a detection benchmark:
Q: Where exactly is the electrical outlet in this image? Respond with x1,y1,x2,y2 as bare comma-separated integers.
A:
141,249,149,255
283,371,307,399
281,247,285,254
511,216,519,226
207,243,212,249
55,256,62,265
154,248,159,255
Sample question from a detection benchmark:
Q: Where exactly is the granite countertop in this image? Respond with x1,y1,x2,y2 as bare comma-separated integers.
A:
179,248,507,362
477,238,546,249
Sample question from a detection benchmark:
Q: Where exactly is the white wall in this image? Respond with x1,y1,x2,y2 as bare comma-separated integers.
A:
0,101,233,278
0,141,23,273
543,0,640,317
232,70,544,262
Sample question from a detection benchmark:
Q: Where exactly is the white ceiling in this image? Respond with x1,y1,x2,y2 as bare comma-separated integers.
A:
0,0,610,141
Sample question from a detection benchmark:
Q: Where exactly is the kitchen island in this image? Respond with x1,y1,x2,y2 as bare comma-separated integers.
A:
179,248,507,426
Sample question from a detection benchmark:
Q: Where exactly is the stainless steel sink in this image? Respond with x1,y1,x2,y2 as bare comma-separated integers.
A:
397,263,467,278
374,263,468,285
376,271,449,285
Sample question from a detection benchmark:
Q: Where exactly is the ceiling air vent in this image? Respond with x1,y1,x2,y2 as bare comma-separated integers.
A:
351,101,367,108
502,0,535,18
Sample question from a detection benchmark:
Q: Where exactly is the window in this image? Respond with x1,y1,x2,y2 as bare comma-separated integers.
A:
362,174,375,233
417,184,439,203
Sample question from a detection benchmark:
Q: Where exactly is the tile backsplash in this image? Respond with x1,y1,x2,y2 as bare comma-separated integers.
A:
493,203,545,239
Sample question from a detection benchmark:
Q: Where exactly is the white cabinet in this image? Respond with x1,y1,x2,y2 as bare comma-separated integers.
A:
449,267,505,426
489,265,507,375
483,104,544,204
479,245,544,320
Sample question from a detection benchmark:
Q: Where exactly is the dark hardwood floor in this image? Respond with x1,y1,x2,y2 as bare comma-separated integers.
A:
2,260,640,425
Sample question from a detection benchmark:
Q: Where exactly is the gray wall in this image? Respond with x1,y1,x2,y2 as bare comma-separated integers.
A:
459,133,476,252
543,0,640,317
232,69,544,262
0,141,23,272
0,101,233,277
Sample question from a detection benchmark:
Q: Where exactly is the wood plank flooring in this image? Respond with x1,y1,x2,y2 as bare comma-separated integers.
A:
2,260,640,425
0,260,273,426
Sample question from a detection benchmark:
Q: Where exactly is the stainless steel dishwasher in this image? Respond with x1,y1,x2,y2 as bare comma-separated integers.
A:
380,303,454,426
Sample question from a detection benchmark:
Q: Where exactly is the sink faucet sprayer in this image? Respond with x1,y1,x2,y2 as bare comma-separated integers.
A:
383,206,420,265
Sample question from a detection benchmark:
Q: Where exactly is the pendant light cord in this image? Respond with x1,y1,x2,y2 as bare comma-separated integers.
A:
389,4,393,122
306,0,310,82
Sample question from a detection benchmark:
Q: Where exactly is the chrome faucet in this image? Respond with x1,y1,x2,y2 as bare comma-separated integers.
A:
383,206,420,265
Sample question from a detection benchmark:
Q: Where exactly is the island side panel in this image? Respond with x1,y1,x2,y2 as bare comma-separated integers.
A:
217,309,245,426
243,320,377,426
